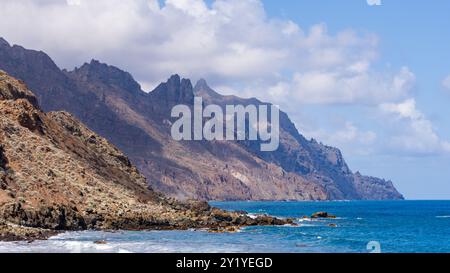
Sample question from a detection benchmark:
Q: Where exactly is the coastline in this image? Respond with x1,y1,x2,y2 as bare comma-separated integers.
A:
1,201,450,253
0,222,59,242
0,206,295,242
1,199,415,243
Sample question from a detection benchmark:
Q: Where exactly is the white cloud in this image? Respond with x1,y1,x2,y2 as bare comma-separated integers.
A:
442,74,450,91
0,0,445,158
66,0,81,6
380,99,450,155
367,0,382,6
0,0,293,84
263,66,415,105
307,121,377,156
333,122,377,145
0,0,403,103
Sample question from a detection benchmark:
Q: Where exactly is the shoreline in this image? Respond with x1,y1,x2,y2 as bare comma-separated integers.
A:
0,207,295,242
0,222,59,242
2,201,450,253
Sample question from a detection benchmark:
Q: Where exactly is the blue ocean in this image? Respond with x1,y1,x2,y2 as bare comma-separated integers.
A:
0,201,449,253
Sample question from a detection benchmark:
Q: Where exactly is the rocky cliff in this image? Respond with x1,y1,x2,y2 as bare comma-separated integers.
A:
0,38,403,201
0,70,289,240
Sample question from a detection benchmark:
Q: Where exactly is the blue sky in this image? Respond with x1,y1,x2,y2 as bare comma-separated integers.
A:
1,0,449,199
259,0,450,199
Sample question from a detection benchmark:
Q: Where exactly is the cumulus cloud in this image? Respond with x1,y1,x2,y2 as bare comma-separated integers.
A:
0,0,416,105
264,66,415,105
0,0,294,85
442,75,450,91
306,121,377,156
0,0,445,157
380,99,450,155
0,0,405,102
367,0,382,6
333,122,377,145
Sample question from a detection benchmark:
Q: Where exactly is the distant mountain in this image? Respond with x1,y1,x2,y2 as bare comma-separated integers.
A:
0,38,404,201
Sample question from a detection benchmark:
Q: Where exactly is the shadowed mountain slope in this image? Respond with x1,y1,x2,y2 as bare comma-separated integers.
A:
0,38,403,201
0,70,288,240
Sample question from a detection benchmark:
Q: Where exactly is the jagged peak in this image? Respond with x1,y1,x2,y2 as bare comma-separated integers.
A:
149,74,194,105
76,59,107,71
168,74,181,84
193,78,224,101
90,59,102,65
194,78,209,90
181,78,193,90
164,74,194,90
156,74,193,90
72,59,142,94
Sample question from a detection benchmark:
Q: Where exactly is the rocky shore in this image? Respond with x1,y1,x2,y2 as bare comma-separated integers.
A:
0,70,292,241
0,201,293,242
0,220,57,242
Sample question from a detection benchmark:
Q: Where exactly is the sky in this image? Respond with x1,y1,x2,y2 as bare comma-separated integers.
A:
0,0,449,199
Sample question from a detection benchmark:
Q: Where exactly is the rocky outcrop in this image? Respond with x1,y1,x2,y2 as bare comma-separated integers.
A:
0,219,57,242
0,70,291,240
311,212,336,219
352,172,404,200
0,38,404,201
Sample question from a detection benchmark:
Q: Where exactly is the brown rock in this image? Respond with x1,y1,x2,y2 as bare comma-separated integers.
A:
0,71,290,241
311,212,337,219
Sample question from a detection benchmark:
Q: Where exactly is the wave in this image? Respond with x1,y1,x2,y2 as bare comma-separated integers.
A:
247,213,265,219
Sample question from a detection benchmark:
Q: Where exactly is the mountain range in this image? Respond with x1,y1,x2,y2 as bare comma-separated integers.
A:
0,37,403,201
0,69,289,240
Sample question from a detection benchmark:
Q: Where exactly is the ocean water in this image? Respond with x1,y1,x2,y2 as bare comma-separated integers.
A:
0,201,449,253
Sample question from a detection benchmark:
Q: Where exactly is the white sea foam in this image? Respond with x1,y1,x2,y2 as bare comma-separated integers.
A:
247,213,271,219
0,230,285,253
298,224,315,227
247,213,259,219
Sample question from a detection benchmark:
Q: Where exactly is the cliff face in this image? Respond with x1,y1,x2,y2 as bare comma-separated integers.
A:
0,70,285,240
67,64,329,201
194,81,403,200
0,39,403,201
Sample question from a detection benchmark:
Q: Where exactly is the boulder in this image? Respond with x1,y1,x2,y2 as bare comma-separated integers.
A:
311,212,336,219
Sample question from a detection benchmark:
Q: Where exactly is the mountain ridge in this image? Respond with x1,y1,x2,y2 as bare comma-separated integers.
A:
0,38,404,201
0,69,290,240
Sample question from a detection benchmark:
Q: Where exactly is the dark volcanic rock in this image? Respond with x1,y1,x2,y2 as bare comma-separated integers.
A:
311,212,336,219
0,144,8,190
0,219,58,242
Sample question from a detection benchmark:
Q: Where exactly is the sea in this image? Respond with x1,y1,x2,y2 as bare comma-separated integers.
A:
0,200,449,253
